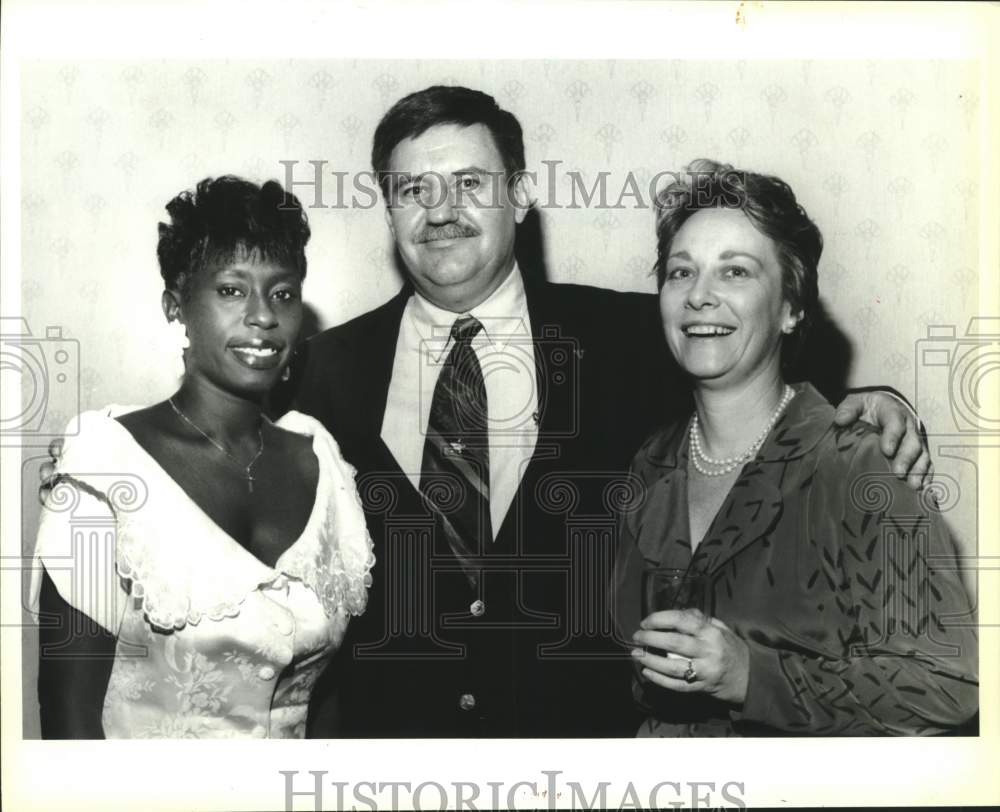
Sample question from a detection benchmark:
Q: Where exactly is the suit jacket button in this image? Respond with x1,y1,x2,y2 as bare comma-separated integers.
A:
470,599,485,617
458,693,477,711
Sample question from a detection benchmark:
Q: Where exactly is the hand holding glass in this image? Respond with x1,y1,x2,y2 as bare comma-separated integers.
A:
642,567,707,615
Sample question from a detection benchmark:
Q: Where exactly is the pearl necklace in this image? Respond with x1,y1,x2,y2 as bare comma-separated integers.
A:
689,384,795,477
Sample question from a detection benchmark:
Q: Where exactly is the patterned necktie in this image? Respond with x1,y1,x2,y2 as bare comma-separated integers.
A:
419,316,492,579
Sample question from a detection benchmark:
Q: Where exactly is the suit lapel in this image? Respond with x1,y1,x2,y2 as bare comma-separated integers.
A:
331,285,416,492
524,280,577,452
357,285,411,439
489,282,579,549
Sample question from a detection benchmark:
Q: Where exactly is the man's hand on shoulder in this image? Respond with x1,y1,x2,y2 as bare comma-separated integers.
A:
833,389,931,491
38,438,64,497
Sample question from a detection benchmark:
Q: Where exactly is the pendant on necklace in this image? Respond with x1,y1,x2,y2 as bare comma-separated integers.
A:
247,475,254,494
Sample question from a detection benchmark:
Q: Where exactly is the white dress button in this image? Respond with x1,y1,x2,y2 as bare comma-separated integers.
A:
258,665,276,681
458,693,477,711
470,599,485,617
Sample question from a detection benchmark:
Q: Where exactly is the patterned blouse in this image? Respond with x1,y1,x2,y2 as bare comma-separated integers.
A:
31,407,374,739
613,383,978,736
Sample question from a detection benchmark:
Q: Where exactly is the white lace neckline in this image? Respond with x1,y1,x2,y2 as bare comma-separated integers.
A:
104,413,326,577
52,407,374,631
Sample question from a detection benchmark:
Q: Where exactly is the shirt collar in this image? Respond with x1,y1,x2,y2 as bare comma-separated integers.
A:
644,382,836,469
410,264,530,362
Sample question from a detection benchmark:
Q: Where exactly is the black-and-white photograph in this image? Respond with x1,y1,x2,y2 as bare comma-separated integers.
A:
2,1,996,809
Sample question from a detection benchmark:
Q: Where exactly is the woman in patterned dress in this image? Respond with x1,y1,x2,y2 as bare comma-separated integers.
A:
32,176,373,738
612,160,977,736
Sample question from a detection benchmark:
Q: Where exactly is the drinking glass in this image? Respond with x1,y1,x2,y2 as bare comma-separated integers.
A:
642,567,708,615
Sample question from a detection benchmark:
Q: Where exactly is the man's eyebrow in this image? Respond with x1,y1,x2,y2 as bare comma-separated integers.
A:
390,171,419,185
389,167,497,184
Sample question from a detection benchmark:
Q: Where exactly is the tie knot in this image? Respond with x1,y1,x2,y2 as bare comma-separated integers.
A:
451,316,483,344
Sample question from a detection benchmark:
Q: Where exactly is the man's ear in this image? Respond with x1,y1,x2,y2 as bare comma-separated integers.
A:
161,289,183,323
509,171,536,226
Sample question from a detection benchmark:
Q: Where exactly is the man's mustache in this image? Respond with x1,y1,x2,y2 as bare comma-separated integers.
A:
416,223,480,243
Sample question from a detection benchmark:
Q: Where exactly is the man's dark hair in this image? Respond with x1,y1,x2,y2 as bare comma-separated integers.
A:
371,85,526,196
157,175,311,296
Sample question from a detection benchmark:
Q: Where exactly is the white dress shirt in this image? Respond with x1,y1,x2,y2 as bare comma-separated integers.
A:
381,266,539,538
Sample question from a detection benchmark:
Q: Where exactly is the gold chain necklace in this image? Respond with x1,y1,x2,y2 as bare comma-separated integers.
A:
168,398,264,493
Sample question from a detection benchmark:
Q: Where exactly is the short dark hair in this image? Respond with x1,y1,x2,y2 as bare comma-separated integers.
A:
157,175,311,295
371,85,526,195
653,159,822,355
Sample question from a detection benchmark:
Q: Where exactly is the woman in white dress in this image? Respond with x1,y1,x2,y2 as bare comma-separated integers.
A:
31,176,374,738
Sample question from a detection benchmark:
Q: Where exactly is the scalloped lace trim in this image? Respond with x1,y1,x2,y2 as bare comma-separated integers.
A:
279,419,375,620
53,408,374,631
114,520,256,631
114,508,374,631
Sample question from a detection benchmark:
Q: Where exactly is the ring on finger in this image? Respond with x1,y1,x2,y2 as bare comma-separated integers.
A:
683,659,697,683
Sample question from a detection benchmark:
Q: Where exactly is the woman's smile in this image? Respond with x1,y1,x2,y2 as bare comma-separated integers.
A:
228,339,285,370
681,323,737,337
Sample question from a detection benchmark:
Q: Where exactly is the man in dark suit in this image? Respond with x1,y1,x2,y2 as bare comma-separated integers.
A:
286,85,927,737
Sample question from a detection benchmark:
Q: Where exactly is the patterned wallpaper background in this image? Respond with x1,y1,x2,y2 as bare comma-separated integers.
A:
16,58,985,731
20,59,981,409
